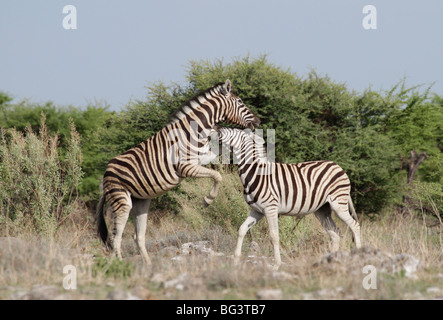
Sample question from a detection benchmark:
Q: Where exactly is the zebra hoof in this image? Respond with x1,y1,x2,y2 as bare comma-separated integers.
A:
203,197,213,207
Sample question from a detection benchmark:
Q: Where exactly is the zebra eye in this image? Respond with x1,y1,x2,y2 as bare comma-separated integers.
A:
237,99,243,105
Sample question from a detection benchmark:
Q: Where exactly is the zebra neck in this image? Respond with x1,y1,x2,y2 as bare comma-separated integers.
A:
176,105,226,132
162,122,212,156
168,86,227,129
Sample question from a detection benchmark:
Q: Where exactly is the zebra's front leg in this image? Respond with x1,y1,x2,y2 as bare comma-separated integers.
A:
234,210,264,266
177,162,222,206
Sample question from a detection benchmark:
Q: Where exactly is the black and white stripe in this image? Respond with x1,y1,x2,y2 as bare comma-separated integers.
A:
217,127,361,269
96,80,260,264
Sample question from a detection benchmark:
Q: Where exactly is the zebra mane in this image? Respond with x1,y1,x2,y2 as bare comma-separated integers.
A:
167,82,226,126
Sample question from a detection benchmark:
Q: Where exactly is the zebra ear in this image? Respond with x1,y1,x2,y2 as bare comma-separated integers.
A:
221,79,232,96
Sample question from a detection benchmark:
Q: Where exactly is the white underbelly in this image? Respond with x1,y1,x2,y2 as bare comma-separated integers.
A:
278,201,320,216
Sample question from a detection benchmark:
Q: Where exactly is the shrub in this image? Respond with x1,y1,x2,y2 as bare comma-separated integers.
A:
0,115,83,236
408,181,442,218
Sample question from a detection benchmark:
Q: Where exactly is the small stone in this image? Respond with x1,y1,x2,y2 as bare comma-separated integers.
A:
131,286,152,300
392,253,420,278
271,271,299,281
106,290,141,300
12,285,68,300
256,289,282,300
164,273,189,290
151,272,167,283
426,287,441,294
159,246,180,257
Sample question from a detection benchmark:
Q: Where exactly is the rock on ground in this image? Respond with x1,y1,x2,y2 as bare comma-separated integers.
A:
314,247,421,278
170,241,225,262
256,289,282,300
12,285,71,300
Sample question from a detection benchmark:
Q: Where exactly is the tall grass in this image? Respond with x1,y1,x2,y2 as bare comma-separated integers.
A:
0,115,83,237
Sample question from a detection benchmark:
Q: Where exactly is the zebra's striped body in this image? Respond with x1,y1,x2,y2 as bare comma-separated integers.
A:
97,80,260,264
217,127,362,269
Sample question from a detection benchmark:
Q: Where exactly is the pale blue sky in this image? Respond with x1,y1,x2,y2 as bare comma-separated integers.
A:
1,1,442,110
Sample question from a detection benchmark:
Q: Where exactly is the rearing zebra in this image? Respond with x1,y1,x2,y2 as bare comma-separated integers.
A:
96,80,260,264
216,127,362,269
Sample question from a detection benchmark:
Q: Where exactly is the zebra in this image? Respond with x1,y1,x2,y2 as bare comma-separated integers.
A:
216,126,362,269
96,80,260,264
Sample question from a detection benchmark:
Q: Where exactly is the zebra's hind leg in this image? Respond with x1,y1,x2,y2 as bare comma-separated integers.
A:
314,203,340,252
264,207,281,270
111,204,132,260
330,199,362,249
131,198,152,265
234,209,263,265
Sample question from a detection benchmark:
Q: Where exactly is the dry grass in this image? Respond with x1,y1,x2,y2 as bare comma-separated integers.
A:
0,172,442,300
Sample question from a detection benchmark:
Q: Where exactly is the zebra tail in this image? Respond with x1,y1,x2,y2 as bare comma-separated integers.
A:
348,197,359,244
348,197,358,222
96,194,111,250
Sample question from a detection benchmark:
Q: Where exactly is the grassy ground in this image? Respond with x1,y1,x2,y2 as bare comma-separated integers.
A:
0,172,442,300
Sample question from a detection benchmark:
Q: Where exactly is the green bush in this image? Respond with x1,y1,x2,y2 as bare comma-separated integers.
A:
0,115,83,236
408,181,443,217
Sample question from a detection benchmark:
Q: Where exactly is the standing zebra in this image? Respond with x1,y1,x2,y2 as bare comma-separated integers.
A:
216,127,361,269
96,80,260,264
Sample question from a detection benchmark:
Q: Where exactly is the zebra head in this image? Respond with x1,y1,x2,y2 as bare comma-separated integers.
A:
216,126,266,154
219,80,261,130
216,126,269,168
216,126,243,150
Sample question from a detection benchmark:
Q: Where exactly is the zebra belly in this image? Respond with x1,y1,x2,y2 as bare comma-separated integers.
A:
104,153,183,200
278,200,327,216
244,198,322,216
137,179,182,199
131,173,182,199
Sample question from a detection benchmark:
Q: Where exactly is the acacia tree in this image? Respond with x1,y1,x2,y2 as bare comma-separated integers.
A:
387,91,443,214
